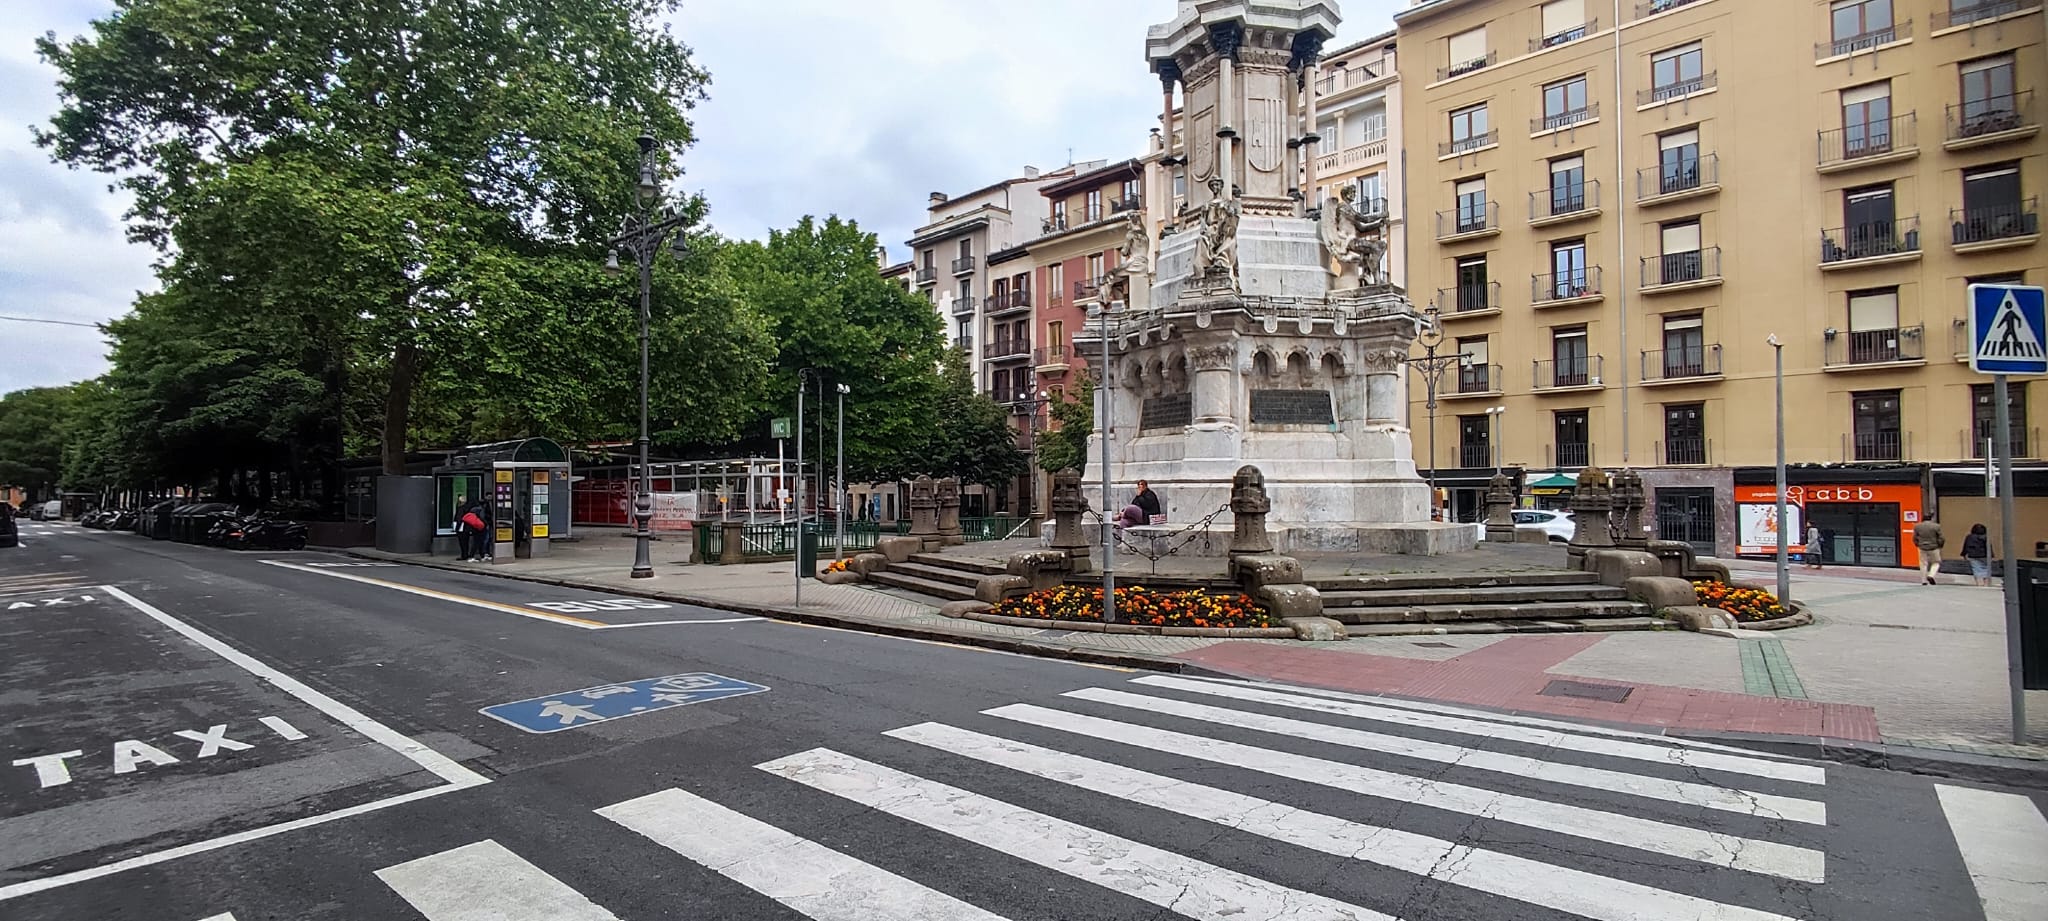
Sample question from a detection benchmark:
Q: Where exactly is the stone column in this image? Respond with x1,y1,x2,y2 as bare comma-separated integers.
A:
936,477,964,546
1363,347,1402,426
908,476,938,551
1615,469,1650,551
1300,62,1319,199
1483,473,1516,542
719,520,746,565
1048,469,1093,571
1228,465,1276,557
1566,467,1617,571
1188,341,1238,427
1211,22,1242,195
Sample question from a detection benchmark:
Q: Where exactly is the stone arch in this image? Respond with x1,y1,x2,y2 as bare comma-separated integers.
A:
1286,350,1312,386
1168,352,1190,392
1320,350,1346,379
1252,349,1276,379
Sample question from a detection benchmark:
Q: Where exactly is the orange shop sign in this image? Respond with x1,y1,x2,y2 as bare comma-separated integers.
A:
1733,483,1923,565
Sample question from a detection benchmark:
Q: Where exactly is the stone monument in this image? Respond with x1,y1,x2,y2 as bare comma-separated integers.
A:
1084,0,1473,556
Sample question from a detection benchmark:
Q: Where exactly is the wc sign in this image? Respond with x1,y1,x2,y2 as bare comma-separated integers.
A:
1967,283,2047,375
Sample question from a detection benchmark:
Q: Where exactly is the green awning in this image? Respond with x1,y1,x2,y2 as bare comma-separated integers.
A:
1528,473,1579,489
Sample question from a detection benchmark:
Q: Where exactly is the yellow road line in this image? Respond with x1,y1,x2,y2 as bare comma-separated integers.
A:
258,560,609,629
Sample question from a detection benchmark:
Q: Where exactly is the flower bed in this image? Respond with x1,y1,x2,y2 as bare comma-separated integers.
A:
988,585,1277,629
823,558,850,574
1691,580,1786,622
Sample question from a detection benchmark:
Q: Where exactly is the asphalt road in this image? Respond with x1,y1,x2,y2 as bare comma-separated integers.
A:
2,525,2044,921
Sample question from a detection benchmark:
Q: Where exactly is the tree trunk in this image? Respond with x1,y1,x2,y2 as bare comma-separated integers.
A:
381,338,419,476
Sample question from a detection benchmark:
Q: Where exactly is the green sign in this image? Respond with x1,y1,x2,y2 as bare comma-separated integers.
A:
770,417,792,439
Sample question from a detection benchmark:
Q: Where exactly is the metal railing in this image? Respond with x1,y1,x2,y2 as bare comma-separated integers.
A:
1313,64,1381,96
1075,276,1114,301
951,296,977,314
1637,152,1717,200
1111,195,1142,213
1641,247,1721,287
1660,437,1710,466
1436,281,1501,313
1952,200,2041,245
1033,346,1068,365
1533,266,1602,304
1820,217,1921,263
1531,18,1598,51
1851,431,1903,462
1532,101,1599,133
951,255,976,275
1949,90,2037,142
1552,442,1592,469
1531,179,1599,221
985,388,1034,403
915,266,938,284
1825,326,1924,366
1966,425,2037,459
1636,0,1704,18
1436,201,1499,238
985,338,1031,359
1439,130,1498,158
1456,363,1502,394
1817,112,1917,167
1459,444,1493,468
1438,51,1496,82
954,336,973,354
1639,71,1716,106
1641,344,1722,381
987,289,1031,314
1041,215,1069,234
1533,355,1603,389
1934,0,2041,30
1817,20,1909,59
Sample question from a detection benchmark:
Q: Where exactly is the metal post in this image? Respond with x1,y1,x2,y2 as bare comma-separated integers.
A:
1771,335,1789,604
836,383,848,561
1097,308,1117,625
796,372,806,607
631,235,655,579
1995,373,2025,743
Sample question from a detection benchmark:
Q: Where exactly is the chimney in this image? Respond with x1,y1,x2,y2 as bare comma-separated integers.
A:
929,192,948,204
1023,165,1041,180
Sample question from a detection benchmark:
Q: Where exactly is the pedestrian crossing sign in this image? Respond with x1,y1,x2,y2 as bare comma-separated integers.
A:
1967,283,2047,375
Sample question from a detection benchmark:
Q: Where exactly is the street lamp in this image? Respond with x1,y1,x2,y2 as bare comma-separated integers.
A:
1403,306,1462,520
835,382,850,561
796,367,819,606
605,131,692,579
1485,405,1507,474
1768,333,1790,605
1087,300,1118,625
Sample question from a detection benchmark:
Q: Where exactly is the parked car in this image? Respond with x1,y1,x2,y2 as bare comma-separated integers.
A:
40,499,60,521
1512,509,1576,543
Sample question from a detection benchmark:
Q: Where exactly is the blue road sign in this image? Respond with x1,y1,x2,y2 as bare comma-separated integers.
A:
1968,284,2048,375
480,673,768,734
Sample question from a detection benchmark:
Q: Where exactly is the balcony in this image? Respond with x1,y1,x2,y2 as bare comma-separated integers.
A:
1637,153,1719,204
915,266,939,285
984,338,1031,361
1110,195,1142,214
1823,325,1926,369
1437,51,1496,82
1459,444,1493,469
1934,0,2044,31
1315,137,1390,172
1638,71,1717,107
1436,202,1500,241
1951,200,2042,252
952,336,973,355
1817,20,1910,60
1313,64,1382,96
1531,266,1603,307
1533,355,1604,391
951,255,976,275
987,289,1032,316
1041,215,1070,235
1817,113,1919,172
1033,346,1070,371
984,388,1035,404
1445,363,1504,398
1946,91,2039,150
1820,217,1922,269
1435,281,1502,316
1850,431,1904,462
1074,276,1115,302
1532,102,1600,134
1965,425,2037,459
951,296,977,315
1531,17,1598,51
1530,179,1600,225
1640,247,1723,293
1659,437,1711,466
1636,0,1705,19
1438,131,1498,158
1552,442,1592,469
1641,345,1723,383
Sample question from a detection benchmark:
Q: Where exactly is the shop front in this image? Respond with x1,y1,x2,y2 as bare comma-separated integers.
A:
1525,472,1578,511
1732,478,1925,569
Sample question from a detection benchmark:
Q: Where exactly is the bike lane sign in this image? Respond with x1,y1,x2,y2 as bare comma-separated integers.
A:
1968,283,2047,375
480,673,768,734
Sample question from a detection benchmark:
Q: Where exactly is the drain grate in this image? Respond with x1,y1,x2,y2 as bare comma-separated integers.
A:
1412,642,1457,649
1538,679,1634,704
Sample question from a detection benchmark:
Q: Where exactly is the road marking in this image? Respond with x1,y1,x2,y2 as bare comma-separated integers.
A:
988,702,1824,881
259,716,308,740
197,914,237,921
258,560,612,628
760,747,1399,921
111,739,180,774
172,724,256,758
890,721,1802,921
1936,784,2048,921
591,617,762,628
1139,675,1828,784
1075,686,1824,823
600,787,1016,921
10,751,83,788
377,840,623,921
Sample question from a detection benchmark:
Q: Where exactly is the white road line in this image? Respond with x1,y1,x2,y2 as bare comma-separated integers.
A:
1935,784,2048,921
600,787,1016,921
591,617,762,628
988,703,1825,882
891,722,1802,921
196,914,236,921
1136,675,1828,785
760,748,1401,921
257,560,610,629
377,840,623,921
1071,686,1824,823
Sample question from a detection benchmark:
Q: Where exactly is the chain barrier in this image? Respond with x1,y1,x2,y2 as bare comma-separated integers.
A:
1083,504,1232,574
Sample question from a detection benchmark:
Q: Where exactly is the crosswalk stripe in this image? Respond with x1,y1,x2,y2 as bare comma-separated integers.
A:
759,748,1402,921
598,787,1016,921
889,721,1801,921
375,840,622,921
1135,675,1828,785
988,703,1825,882
1935,784,2048,921
1071,686,1825,824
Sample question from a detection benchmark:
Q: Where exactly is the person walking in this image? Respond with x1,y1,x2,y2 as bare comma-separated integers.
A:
1804,522,1825,570
458,499,488,562
1961,523,1993,587
1131,480,1162,524
1912,514,1945,585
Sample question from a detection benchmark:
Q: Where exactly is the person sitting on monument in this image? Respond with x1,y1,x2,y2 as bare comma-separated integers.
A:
1116,504,1148,531
1131,479,1162,523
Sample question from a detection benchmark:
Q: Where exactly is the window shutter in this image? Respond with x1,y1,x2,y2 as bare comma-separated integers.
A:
1661,222,1701,253
1448,27,1486,64
1551,155,1585,175
1542,0,1585,35
1659,128,1699,150
1842,82,1890,106
1847,291,1899,331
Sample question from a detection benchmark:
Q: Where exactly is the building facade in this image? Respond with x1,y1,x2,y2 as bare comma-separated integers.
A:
1310,30,1410,288
1395,0,2045,564
907,167,1070,389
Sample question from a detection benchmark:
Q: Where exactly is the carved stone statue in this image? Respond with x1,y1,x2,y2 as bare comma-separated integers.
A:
1193,176,1241,286
1116,211,1152,278
1318,184,1387,289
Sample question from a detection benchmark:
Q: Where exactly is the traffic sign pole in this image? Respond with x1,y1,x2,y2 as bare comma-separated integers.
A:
1994,373,2024,744
1964,283,2041,745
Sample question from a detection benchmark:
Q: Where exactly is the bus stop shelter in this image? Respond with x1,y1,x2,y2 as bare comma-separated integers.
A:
432,438,573,559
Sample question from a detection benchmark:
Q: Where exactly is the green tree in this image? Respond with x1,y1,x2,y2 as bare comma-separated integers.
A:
0,386,80,498
918,348,1029,489
1035,376,1095,477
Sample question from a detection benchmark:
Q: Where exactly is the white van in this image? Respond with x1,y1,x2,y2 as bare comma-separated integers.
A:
41,499,61,520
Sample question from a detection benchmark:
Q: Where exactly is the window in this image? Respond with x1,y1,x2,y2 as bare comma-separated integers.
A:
1657,128,1702,195
1541,76,1591,129
1960,55,2017,125
1047,320,1065,358
1086,189,1103,222
1540,0,1588,47
1841,82,1893,157
1664,403,1706,464
1458,337,1492,392
958,239,972,259
1455,177,1488,232
1650,42,1704,101
1659,220,1703,284
1051,200,1068,227
1459,414,1492,468
1356,172,1386,213
1552,326,1590,386
1846,288,1902,363
1971,383,2029,459
1048,262,1064,301
1549,239,1590,298
921,249,934,268
1119,178,1140,207
1829,0,1893,51
1852,390,1902,460
1173,170,1187,200
1085,253,1104,286
1662,315,1706,377
1549,155,1586,214
1842,183,1898,257
1447,26,1488,76
1554,410,1590,468
1449,103,1491,153
957,320,970,342
1358,110,1388,144
1455,255,1490,311
957,279,972,303
1962,163,2021,215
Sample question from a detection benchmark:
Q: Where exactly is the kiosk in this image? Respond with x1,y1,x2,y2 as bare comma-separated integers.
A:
432,438,573,560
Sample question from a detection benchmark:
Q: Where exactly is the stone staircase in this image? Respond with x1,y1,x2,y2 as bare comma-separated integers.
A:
864,553,1006,603
1311,571,1662,636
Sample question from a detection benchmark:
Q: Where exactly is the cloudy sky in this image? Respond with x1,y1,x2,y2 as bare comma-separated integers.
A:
0,0,1401,394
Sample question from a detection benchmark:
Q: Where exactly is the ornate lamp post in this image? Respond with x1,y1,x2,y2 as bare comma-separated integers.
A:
604,132,691,579
1403,306,1463,518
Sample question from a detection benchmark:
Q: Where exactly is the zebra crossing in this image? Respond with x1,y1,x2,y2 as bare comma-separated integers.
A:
185,674,2042,921
0,571,87,598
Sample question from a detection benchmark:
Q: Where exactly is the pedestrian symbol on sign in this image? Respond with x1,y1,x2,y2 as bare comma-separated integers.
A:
1967,284,2048,375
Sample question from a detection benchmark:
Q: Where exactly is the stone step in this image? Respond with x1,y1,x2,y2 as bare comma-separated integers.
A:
866,570,979,602
1321,584,1628,609
1310,571,1601,592
885,561,987,589
907,552,1008,575
1328,600,1650,626
1345,616,1673,637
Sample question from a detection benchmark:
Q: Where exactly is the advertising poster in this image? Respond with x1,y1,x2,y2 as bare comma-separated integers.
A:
652,492,699,531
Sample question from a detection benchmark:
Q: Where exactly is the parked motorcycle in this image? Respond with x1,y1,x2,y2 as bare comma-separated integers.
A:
222,512,309,551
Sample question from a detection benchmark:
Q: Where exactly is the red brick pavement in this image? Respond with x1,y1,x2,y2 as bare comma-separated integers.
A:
1178,637,1882,742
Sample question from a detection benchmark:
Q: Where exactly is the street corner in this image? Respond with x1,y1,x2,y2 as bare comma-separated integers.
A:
254,555,761,629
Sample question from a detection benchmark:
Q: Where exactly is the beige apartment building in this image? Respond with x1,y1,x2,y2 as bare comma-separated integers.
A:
907,166,1073,390
1310,30,1411,288
1395,0,2045,566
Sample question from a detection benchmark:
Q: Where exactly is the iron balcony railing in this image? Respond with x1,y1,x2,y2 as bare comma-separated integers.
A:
1533,265,1602,304
1639,71,1716,106
1531,17,1598,51
1110,195,1142,213
1041,215,1070,234
1641,344,1723,381
951,296,977,315
987,289,1031,314
984,388,1034,403
1354,196,1390,220
1824,325,1924,366
1660,437,1709,466
954,336,973,354
1459,444,1493,468
1552,442,1591,469
1820,217,1921,263
1032,346,1068,366
1436,280,1501,313
1440,130,1498,158
1852,431,1903,462
1637,152,1717,200
1438,51,1496,82
1934,0,2041,30
951,255,976,275
1816,20,1909,59
1636,0,1704,19
915,266,938,284
1533,355,1603,389
1642,246,1721,287
1948,90,2037,143
1818,112,1917,167
1952,199,2041,245
1074,276,1115,301
1436,201,1499,238
1531,178,1600,221
1967,425,2036,460
1456,363,1502,394
985,338,1031,359
1532,101,1599,134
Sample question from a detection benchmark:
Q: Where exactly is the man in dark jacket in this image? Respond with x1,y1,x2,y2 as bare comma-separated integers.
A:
1132,480,1162,523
